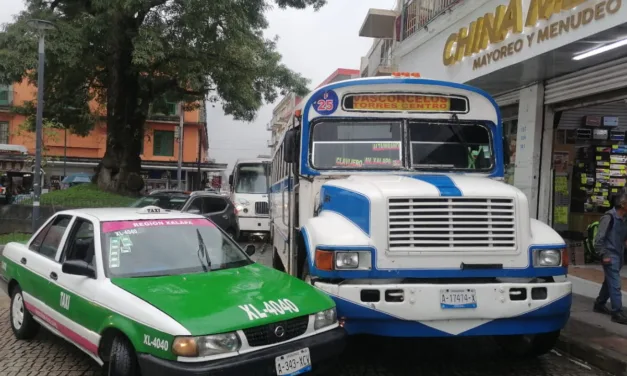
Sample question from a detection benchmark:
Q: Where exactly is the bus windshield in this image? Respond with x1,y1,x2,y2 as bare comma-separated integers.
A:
409,121,493,171
235,163,268,194
310,119,493,171
312,121,403,169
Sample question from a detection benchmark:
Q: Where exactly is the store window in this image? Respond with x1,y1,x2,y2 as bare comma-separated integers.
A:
503,118,518,185
153,130,174,156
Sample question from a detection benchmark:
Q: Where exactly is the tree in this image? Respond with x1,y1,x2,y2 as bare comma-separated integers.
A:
0,0,325,194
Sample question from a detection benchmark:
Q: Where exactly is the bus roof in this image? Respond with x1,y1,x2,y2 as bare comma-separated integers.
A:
234,158,271,165
295,76,499,125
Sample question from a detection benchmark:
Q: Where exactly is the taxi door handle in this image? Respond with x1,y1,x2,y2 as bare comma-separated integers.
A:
50,272,58,281
20,258,27,265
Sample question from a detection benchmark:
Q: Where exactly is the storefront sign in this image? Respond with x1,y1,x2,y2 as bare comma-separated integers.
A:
442,0,622,70
342,94,454,112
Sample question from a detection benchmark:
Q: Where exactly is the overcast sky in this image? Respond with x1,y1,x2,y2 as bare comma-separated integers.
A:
0,0,394,171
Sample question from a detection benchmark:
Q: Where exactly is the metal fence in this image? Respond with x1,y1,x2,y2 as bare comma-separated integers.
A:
0,198,136,240
402,0,463,40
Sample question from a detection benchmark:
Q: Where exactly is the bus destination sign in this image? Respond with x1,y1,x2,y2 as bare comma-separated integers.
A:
342,94,468,113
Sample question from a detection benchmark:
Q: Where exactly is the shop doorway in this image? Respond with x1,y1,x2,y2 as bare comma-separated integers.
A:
551,99,627,264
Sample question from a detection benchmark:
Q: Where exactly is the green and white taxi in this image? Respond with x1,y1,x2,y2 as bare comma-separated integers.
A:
0,207,345,376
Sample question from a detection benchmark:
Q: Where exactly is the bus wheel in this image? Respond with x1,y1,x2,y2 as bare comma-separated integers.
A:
494,331,560,358
272,248,285,272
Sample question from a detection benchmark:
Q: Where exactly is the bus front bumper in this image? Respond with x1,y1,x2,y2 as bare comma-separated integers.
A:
313,280,572,337
136,327,346,376
238,216,270,233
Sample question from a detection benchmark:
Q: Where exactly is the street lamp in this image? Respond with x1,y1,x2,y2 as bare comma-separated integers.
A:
27,19,56,232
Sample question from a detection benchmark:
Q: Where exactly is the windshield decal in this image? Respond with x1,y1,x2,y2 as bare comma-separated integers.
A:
102,218,213,233
239,299,300,320
109,238,121,268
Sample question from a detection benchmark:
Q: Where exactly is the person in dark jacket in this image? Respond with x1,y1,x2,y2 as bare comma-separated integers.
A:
593,193,627,324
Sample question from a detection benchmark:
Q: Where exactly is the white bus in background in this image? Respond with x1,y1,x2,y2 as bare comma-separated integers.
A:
269,73,571,357
229,158,271,242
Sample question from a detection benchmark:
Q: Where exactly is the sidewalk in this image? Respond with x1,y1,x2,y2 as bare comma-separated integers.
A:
559,294,627,376
557,265,627,375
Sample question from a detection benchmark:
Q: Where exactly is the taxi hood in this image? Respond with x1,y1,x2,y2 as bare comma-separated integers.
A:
110,264,334,336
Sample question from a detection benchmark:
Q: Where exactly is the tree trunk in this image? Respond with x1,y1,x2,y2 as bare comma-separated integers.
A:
94,24,147,196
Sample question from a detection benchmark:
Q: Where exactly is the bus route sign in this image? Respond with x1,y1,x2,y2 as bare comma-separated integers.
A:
312,90,339,115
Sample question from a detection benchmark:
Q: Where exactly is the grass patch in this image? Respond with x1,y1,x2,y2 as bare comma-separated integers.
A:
20,184,136,208
0,233,31,244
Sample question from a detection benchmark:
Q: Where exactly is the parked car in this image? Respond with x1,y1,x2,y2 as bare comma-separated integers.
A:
130,191,240,239
0,207,345,376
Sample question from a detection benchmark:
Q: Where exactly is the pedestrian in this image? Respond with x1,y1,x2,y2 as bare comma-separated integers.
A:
593,193,627,324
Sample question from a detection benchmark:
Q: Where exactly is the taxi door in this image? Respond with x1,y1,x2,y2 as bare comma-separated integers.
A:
49,215,102,347
18,214,73,312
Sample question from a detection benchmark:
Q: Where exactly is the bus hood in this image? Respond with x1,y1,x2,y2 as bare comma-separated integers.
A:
320,174,527,201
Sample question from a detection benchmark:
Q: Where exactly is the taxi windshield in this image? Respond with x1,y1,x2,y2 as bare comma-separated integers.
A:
100,218,252,278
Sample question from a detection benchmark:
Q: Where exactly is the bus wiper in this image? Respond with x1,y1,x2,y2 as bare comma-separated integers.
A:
196,229,212,271
448,114,475,169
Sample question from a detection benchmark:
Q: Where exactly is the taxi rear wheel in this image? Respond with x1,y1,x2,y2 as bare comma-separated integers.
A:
10,285,40,340
108,335,140,376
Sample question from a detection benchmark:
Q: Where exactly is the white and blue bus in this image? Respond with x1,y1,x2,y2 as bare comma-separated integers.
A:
269,73,571,357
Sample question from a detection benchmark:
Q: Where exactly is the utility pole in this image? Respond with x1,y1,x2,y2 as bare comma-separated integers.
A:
27,19,55,232
177,102,183,190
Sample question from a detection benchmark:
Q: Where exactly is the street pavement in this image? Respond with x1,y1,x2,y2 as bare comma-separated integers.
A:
0,243,611,376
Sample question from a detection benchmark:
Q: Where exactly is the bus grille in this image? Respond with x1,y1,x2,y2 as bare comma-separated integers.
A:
255,202,269,215
242,315,309,347
387,197,516,251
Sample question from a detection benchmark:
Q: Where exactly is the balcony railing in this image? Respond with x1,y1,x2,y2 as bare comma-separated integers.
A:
402,0,462,40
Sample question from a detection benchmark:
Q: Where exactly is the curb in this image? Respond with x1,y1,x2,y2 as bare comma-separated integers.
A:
557,319,627,376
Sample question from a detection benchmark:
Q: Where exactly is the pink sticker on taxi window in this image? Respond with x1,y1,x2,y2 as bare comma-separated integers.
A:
102,219,214,233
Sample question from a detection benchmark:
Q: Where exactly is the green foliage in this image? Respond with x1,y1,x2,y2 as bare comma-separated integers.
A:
0,0,324,130
0,233,31,244
20,183,136,208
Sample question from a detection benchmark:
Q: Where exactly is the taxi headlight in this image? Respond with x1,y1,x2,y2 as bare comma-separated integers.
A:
535,249,561,267
314,307,337,330
335,252,359,269
173,332,241,357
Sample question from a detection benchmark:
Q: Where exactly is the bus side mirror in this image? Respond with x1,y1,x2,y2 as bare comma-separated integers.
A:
502,137,511,166
228,175,233,186
283,128,300,164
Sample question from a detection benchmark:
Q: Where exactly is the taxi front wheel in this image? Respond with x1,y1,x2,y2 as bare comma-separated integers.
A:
108,336,140,376
10,285,40,340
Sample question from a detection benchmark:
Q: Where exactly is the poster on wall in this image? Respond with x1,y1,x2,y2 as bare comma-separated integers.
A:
553,152,569,174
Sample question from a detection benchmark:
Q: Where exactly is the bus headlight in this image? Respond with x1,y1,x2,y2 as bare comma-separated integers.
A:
314,307,337,330
335,252,359,269
173,332,241,357
535,249,561,267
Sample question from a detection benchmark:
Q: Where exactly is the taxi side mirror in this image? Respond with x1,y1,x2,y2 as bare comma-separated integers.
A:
62,259,96,279
244,244,256,257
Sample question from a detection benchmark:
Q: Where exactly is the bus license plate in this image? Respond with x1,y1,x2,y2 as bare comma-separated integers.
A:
275,348,312,376
440,288,477,309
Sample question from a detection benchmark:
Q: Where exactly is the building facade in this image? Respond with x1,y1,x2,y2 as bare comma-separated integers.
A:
268,68,360,152
0,79,226,192
359,0,627,240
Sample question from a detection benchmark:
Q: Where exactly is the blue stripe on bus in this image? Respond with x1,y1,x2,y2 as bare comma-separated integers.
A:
319,185,371,235
300,235,568,279
409,175,462,197
298,78,504,178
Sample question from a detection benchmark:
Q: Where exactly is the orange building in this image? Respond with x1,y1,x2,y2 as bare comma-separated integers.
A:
0,80,226,192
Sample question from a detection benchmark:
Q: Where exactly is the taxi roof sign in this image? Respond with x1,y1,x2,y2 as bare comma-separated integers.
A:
137,206,167,214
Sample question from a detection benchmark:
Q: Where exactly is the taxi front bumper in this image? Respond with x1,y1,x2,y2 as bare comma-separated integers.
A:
136,326,346,376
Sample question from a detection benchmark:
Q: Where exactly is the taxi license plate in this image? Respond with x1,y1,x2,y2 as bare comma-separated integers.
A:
440,288,477,309
275,348,312,376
